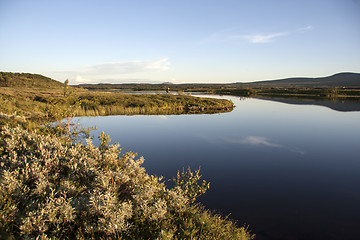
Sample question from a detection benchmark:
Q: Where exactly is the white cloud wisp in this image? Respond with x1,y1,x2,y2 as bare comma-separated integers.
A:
202,25,313,44
241,32,288,43
72,58,170,84
79,58,170,75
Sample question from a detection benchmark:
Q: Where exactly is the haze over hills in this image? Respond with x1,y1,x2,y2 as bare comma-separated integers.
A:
236,72,360,88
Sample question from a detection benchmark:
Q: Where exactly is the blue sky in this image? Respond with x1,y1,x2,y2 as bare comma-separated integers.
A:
1,0,359,84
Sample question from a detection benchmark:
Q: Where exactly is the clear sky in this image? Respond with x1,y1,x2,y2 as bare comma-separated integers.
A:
1,0,359,84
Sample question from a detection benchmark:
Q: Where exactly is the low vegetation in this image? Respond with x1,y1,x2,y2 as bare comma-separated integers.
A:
0,126,254,239
2,71,358,239
0,72,253,239
0,72,234,127
0,72,64,89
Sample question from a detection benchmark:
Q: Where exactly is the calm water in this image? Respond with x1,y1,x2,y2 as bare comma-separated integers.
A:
76,96,360,240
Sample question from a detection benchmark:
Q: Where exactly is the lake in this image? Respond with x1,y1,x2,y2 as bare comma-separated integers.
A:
76,95,360,240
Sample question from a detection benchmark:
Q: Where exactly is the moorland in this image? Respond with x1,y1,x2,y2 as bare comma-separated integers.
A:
0,72,254,240
1,71,359,239
0,72,234,128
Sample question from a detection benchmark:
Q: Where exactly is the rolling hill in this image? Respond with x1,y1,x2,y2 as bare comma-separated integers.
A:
0,72,64,88
236,72,360,88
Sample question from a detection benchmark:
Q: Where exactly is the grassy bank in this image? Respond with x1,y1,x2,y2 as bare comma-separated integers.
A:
0,85,234,126
0,73,254,239
69,91,234,116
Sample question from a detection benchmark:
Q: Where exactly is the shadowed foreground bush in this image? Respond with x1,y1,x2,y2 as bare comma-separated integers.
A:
0,126,254,239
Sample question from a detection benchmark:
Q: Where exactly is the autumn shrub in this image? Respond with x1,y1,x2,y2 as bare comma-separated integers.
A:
0,126,254,239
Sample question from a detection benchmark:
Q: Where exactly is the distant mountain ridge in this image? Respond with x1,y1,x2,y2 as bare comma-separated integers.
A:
237,72,360,88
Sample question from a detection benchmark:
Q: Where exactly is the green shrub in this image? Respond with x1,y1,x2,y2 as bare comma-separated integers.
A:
0,126,254,239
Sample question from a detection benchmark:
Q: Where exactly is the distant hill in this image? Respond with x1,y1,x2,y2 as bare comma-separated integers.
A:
2,71,359,90
0,72,64,88
236,72,360,88
79,72,360,90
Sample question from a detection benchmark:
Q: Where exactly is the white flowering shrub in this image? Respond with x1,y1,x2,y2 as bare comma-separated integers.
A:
0,126,254,239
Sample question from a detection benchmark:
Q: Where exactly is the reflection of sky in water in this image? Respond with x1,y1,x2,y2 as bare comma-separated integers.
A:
76,96,360,240
206,135,306,155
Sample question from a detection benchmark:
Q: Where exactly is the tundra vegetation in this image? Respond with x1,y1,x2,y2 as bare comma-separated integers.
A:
0,127,254,239
0,72,234,127
0,72,253,239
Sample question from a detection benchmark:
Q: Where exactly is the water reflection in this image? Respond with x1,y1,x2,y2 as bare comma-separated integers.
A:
76,96,360,240
257,96,360,112
234,136,306,155
199,135,306,155
234,136,283,148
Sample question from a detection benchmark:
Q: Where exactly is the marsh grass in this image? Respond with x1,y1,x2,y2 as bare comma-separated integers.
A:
0,86,234,126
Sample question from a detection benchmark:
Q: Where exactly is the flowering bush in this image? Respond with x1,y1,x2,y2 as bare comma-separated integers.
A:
0,126,254,239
